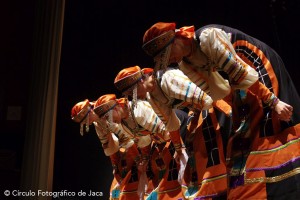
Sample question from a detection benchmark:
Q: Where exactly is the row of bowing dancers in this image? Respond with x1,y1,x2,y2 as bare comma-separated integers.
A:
71,22,300,200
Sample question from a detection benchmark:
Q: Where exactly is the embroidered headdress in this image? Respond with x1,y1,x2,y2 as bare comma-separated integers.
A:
143,22,196,72
94,94,118,123
114,66,153,106
71,99,94,135
142,22,176,72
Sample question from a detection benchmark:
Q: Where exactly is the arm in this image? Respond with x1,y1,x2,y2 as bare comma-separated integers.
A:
94,121,119,156
160,68,213,111
248,81,293,121
145,93,184,152
199,28,258,89
109,123,135,149
134,100,168,138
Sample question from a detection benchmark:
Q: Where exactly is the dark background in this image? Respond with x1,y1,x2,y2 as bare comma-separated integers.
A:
1,0,300,199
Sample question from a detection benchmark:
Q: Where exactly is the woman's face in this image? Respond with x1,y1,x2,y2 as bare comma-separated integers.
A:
136,81,148,99
112,107,122,124
169,40,185,64
122,78,152,100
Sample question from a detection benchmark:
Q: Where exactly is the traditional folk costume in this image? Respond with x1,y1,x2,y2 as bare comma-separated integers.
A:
142,24,234,199
115,67,192,200
71,99,140,199
143,22,299,199
195,24,300,200
114,65,230,199
93,94,150,200
152,68,231,199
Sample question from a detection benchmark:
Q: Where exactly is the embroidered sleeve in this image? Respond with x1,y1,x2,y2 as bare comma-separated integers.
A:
160,69,213,111
199,28,258,90
94,122,119,156
134,100,168,135
248,81,279,109
146,92,181,132
109,123,135,149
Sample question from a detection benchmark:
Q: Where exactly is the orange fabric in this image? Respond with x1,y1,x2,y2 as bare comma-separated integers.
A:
212,99,232,117
114,66,141,83
182,108,227,199
228,125,300,200
233,40,279,96
168,129,182,148
141,67,154,75
116,97,127,107
176,25,195,39
247,80,273,103
94,94,116,108
143,22,195,45
109,152,119,166
148,142,183,199
143,22,176,44
71,99,89,118
114,66,153,83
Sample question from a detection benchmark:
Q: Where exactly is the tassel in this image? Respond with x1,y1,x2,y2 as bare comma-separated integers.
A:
132,85,138,108
80,124,84,136
108,110,113,124
137,171,148,200
178,149,188,185
85,113,90,132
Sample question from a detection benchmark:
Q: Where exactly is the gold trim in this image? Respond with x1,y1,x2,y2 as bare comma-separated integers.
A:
245,167,300,184
250,137,300,155
142,30,175,57
114,70,142,92
94,100,117,117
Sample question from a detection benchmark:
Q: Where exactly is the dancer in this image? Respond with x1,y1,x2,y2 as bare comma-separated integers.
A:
142,22,299,199
114,65,231,199
71,99,142,199
93,94,186,200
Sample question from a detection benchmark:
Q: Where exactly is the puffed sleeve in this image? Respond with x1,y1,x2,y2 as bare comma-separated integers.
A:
160,69,213,110
109,123,135,149
134,100,168,137
146,92,181,132
179,61,231,101
199,28,258,90
94,121,119,156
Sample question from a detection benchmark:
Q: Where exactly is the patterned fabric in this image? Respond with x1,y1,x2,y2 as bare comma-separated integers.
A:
114,66,154,93
199,24,300,199
114,66,143,92
109,144,142,200
94,122,119,156
71,99,92,122
145,142,184,200
159,68,213,111
131,100,170,143
179,27,259,102
120,99,170,145
183,108,228,199
71,99,94,135
197,27,258,90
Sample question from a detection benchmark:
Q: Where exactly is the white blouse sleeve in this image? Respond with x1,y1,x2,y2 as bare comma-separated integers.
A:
134,100,168,135
199,28,258,90
160,69,213,110
94,122,119,156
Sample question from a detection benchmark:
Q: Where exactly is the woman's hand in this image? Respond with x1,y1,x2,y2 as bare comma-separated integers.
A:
274,100,293,122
